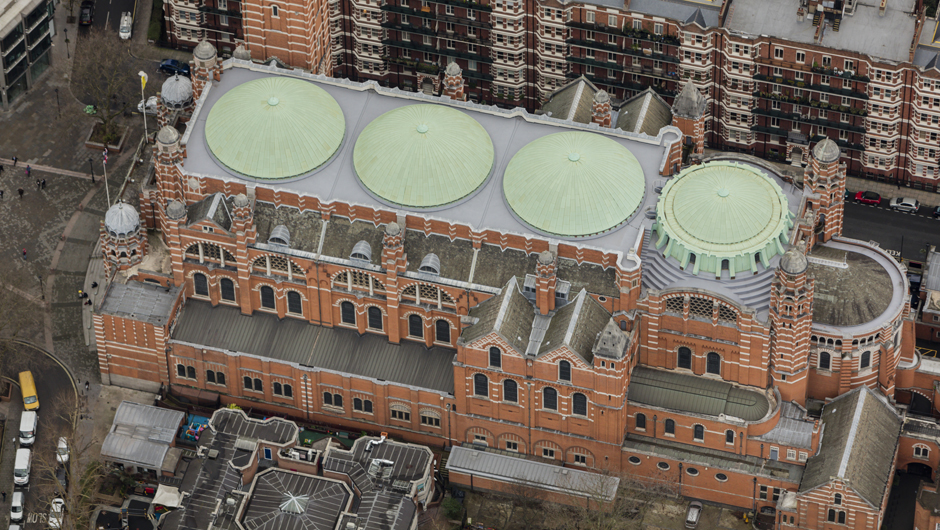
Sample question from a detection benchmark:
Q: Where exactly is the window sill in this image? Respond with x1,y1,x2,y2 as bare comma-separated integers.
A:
207,382,227,387
272,394,294,399
177,376,198,382
322,405,345,414
353,410,374,415
258,306,277,314
244,389,264,394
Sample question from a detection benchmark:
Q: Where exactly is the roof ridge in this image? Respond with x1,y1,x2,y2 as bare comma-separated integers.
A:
631,92,654,134
563,289,588,345
837,389,866,478
493,276,519,334
567,81,587,122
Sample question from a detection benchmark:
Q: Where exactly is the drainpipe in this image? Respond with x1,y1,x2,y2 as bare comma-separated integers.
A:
526,382,533,453
653,415,657,438
752,477,757,512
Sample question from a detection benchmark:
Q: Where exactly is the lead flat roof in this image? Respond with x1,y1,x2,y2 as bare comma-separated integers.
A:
723,0,918,63
182,63,679,269
100,282,180,326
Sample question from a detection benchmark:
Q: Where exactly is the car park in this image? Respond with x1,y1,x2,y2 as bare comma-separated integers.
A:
10,492,23,522
889,197,920,213
854,191,881,205
158,59,190,77
56,437,69,465
78,0,94,26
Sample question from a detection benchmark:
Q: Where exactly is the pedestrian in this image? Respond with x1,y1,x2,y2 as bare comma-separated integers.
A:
0,190,4,199
2,491,7,502
91,281,98,289
78,290,83,299
85,381,90,392
21,248,26,260
25,165,30,178
17,188,23,198
36,179,40,191
41,179,46,190
0,164,4,175
12,156,17,167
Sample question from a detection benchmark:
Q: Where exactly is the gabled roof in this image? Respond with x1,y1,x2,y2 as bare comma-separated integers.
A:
186,192,233,232
684,7,707,27
538,289,612,364
799,386,902,507
615,88,673,137
672,81,707,120
461,277,535,353
539,76,600,124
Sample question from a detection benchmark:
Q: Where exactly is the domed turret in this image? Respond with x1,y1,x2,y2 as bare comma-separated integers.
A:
193,40,217,61
161,74,193,109
157,125,180,146
105,202,140,238
812,138,841,164
166,200,187,220
232,44,251,61
779,248,808,275
100,201,146,275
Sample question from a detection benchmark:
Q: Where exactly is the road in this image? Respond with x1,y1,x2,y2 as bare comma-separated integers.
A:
842,200,940,263
89,0,136,32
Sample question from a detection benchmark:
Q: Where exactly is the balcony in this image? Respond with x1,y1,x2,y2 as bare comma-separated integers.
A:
751,108,866,134
566,21,680,46
751,92,868,117
810,65,870,83
566,38,679,64
753,73,868,101
421,0,492,12
810,135,864,152
383,21,491,44
198,5,242,17
382,38,493,63
385,55,442,74
381,3,491,28
565,72,677,98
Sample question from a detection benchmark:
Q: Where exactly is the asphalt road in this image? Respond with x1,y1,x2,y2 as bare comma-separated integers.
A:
89,0,136,32
842,200,940,262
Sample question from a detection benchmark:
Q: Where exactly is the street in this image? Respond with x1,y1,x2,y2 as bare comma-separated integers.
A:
90,0,137,33
842,200,940,263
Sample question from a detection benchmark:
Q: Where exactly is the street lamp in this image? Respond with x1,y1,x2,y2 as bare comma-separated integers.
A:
138,71,149,143
88,157,94,183
63,28,69,59
54,88,60,117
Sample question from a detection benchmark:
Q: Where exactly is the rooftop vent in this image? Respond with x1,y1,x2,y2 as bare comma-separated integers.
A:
268,225,290,247
279,494,309,514
367,458,395,480
350,240,372,262
418,253,441,275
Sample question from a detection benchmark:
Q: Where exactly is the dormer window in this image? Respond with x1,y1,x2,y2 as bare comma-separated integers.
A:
268,225,290,247
350,240,372,262
418,253,441,275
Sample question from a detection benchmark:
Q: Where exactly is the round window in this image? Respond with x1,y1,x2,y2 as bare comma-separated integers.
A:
657,462,670,471
598,296,607,303
686,467,699,476
628,456,641,465
715,473,728,482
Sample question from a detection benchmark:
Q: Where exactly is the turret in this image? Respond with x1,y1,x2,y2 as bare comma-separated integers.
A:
101,201,147,277
803,137,846,244
768,246,814,406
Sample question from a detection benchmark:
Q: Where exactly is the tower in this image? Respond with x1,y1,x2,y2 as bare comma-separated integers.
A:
671,81,707,155
100,201,147,276
157,74,193,129
803,137,846,244
591,90,611,127
153,126,186,230
768,247,814,406
443,62,466,101
191,40,219,101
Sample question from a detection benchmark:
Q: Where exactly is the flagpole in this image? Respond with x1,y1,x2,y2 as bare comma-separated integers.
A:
138,71,149,143
103,148,110,207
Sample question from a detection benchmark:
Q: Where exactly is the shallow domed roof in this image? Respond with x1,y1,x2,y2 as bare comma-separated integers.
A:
157,126,180,145
503,131,645,237
194,40,217,60
353,104,494,208
594,90,610,104
813,137,841,163
233,193,249,207
445,62,461,76
105,202,140,237
161,74,193,108
232,44,251,61
206,77,345,180
166,200,186,220
654,161,793,276
779,248,808,275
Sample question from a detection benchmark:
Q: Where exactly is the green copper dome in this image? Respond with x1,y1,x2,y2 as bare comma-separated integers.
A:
502,131,645,237
654,162,794,278
205,77,345,180
353,104,494,209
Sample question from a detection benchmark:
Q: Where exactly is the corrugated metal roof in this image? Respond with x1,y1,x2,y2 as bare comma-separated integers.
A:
925,249,940,292
100,282,181,326
171,302,455,393
756,402,814,449
445,446,619,501
101,402,185,469
628,367,771,421
242,469,351,530
211,408,298,443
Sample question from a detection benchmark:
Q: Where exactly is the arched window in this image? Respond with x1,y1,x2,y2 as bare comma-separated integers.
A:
834,493,842,505
706,352,721,375
243,376,252,389
177,364,186,377
572,393,587,416
664,419,675,435
473,374,488,397
489,347,501,368
287,291,303,315
725,429,734,444
819,351,831,370
253,378,263,392
340,301,355,324
408,315,423,338
194,273,209,297
206,370,216,383
559,360,572,382
220,278,236,302
693,424,705,441
543,387,558,410
271,4,279,16
333,394,342,407
283,384,293,397
503,380,517,402
186,366,196,379
353,398,363,411
273,382,282,395
260,285,275,309
323,392,333,406
838,512,846,524
635,413,646,430
216,372,225,385
861,351,871,369
435,319,451,343
368,307,383,330
677,347,692,369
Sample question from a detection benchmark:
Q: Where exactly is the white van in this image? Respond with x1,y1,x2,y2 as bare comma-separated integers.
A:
19,411,37,446
13,448,31,486
119,12,133,40
10,492,23,521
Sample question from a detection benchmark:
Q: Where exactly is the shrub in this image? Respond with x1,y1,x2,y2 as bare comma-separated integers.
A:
148,0,163,41
442,497,463,520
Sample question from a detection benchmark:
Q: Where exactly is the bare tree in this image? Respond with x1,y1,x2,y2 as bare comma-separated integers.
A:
504,474,549,530
71,28,141,145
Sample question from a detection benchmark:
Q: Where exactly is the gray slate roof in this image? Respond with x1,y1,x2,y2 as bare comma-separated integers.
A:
253,202,324,253
616,88,673,137
628,367,771,421
100,282,181,326
171,301,456,393
461,277,535,353
101,402,185,469
539,76,600,124
799,386,902,507
446,446,619,501
756,402,814,449
538,289,612,363
671,82,706,120
186,192,234,232
242,469,351,530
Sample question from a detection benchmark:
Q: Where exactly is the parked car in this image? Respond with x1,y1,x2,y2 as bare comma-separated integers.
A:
137,96,159,116
889,197,920,213
158,59,190,77
932,206,940,219
685,501,703,529
78,0,94,26
10,492,23,522
119,12,133,40
854,191,881,205
48,498,65,529
56,437,69,465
